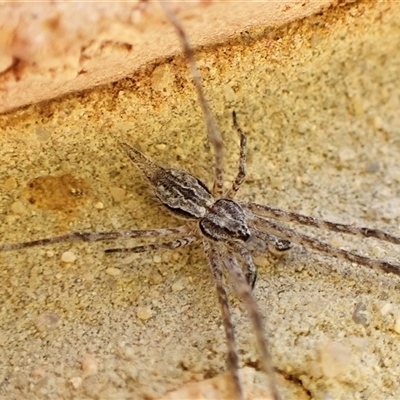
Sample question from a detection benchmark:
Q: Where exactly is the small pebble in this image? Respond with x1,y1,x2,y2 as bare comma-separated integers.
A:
82,355,98,376
105,267,122,277
155,143,167,151
61,251,77,263
35,311,61,332
151,64,174,92
124,365,139,380
149,272,163,285
109,187,126,202
352,302,369,326
3,176,17,191
137,306,153,320
172,278,186,293
122,346,135,361
380,303,393,316
10,201,26,215
365,162,380,174
153,255,162,263
372,115,383,129
320,341,351,378
70,377,82,389
94,201,104,209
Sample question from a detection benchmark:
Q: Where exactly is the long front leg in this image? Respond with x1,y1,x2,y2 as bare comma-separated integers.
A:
226,111,247,199
250,216,400,276
202,240,243,400
222,251,281,400
0,225,190,251
105,235,197,253
245,202,400,245
159,2,225,198
228,241,257,289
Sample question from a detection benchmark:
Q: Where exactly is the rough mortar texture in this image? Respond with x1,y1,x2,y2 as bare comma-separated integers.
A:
0,1,400,399
0,1,332,114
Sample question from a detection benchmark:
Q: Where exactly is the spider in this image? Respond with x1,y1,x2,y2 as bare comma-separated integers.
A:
1,4,400,400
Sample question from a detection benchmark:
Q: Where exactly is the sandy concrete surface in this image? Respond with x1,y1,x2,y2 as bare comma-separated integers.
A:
1,1,400,399
0,1,332,114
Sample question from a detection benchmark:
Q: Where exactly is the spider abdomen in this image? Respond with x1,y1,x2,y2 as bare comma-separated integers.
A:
200,199,251,242
154,168,215,220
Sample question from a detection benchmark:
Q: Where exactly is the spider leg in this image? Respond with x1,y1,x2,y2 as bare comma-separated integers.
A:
202,240,243,400
159,2,225,198
222,250,281,400
105,235,197,253
228,241,257,289
0,226,190,252
249,230,293,258
119,142,163,183
249,215,400,276
245,202,400,245
226,111,247,199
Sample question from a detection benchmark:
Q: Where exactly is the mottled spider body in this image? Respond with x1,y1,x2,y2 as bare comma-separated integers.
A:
120,140,252,255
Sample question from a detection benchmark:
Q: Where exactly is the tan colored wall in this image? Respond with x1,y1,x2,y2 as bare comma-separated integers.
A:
0,1,400,399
